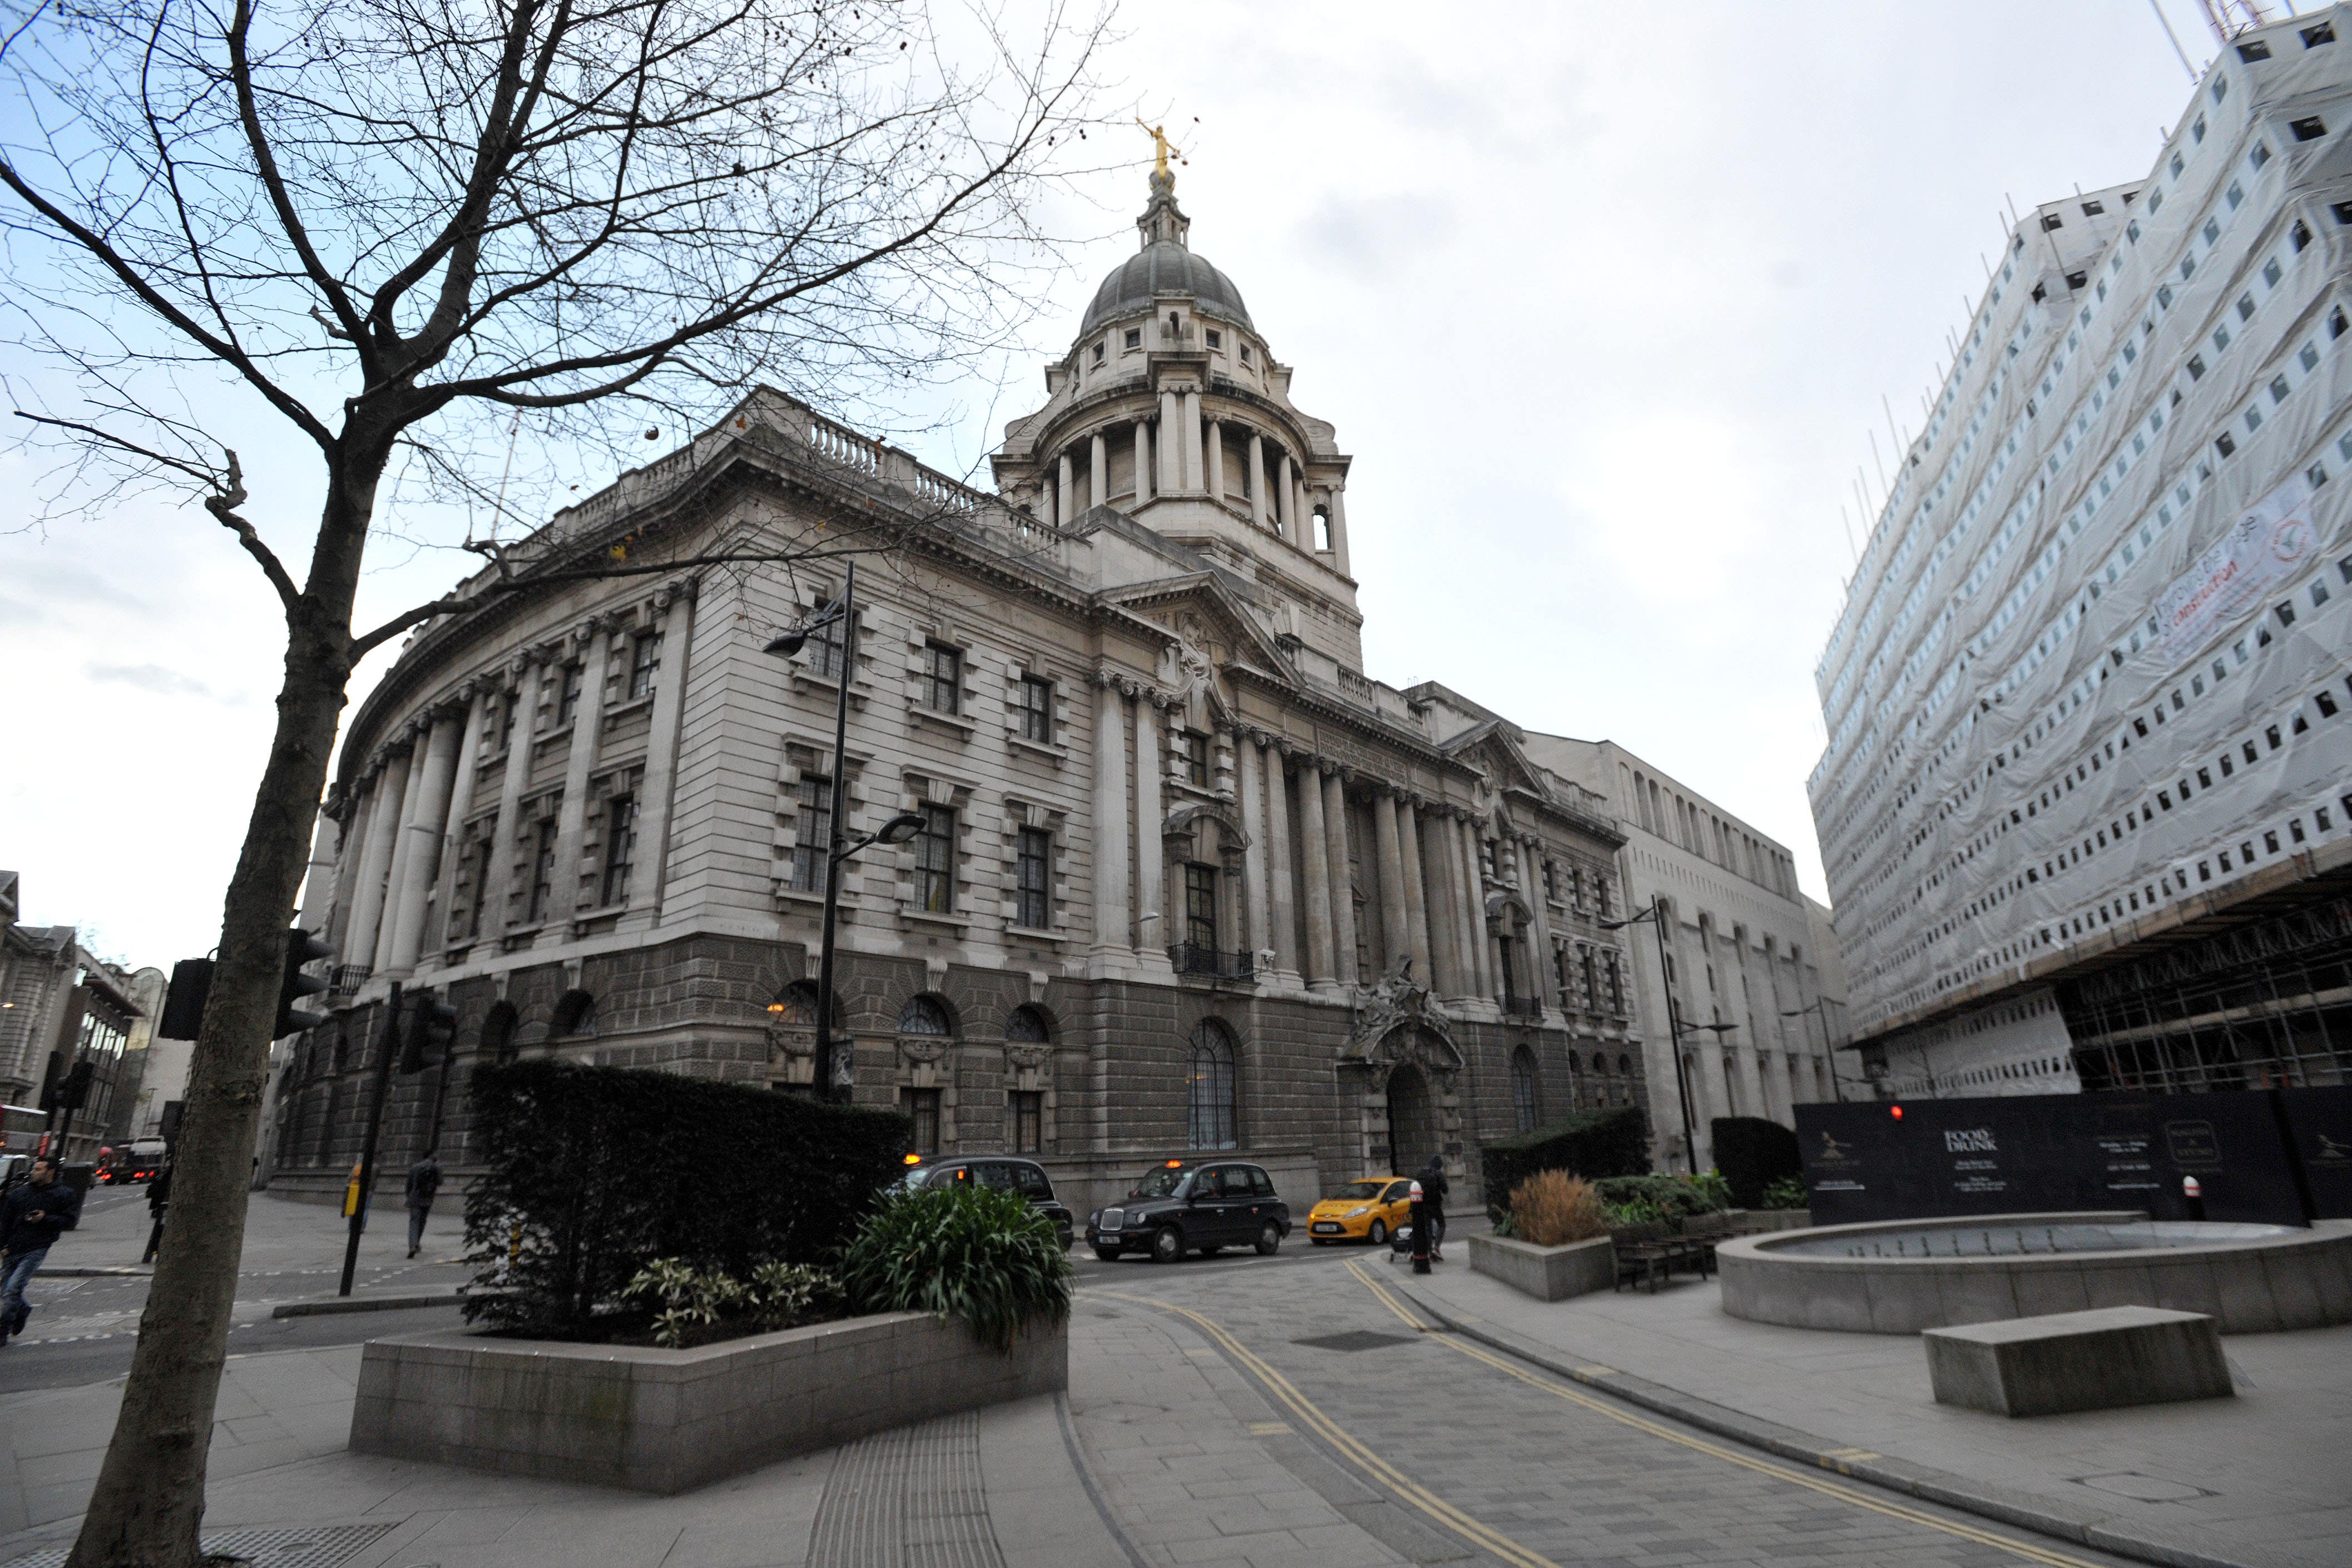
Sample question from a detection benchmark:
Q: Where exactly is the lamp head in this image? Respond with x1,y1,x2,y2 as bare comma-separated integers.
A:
876,811,927,846
762,631,806,658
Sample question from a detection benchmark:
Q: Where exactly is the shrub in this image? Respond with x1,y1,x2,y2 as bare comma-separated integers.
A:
623,1258,845,1348
1594,1172,1730,1232
1509,1170,1608,1246
463,1058,910,1336
1479,1106,1651,1218
1711,1117,1803,1209
838,1183,1072,1353
1761,1174,1811,1212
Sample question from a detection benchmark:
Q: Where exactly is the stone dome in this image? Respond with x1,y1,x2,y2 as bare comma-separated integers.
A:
1080,239,1252,337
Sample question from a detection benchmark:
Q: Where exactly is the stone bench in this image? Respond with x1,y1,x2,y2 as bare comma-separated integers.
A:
1923,1305,2232,1418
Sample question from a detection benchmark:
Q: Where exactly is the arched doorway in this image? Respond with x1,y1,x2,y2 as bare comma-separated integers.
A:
1386,1064,1437,1176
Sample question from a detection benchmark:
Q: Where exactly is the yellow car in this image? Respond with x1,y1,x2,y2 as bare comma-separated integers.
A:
1306,1177,1414,1246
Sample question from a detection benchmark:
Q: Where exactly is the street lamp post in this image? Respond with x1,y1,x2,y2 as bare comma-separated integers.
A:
1598,897,1737,1174
1780,996,1850,1102
763,562,925,1105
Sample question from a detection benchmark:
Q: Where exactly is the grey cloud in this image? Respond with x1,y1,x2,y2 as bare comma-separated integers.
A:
87,662,215,698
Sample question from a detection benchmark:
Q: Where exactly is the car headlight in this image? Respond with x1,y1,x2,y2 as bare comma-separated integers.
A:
1345,1207,1370,1218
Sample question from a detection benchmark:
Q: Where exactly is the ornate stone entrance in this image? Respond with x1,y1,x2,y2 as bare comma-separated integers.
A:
1385,1063,1437,1176
1343,965,1464,1176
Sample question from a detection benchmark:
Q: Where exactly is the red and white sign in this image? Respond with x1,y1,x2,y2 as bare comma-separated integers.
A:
2157,475,2318,662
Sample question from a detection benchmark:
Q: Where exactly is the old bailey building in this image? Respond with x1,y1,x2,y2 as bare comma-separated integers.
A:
270,166,1653,1213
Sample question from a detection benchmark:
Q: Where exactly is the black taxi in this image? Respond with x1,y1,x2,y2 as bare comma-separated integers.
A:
1086,1158,1291,1264
902,1155,1076,1249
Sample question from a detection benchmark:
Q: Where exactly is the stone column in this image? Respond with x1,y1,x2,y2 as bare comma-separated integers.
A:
1246,432,1267,528
1522,837,1557,1011
385,711,463,974
1323,770,1357,988
1238,736,1269,962
1157,391,1180,494
1206,419,1225,505
1276,454,1296,539
633,583,697,916
341,757,407,975
369,741,429,973
1133,419,1153,505
1090,432,1107,513
1058,451,1074,525
1397,798,1434,987
425,689,492,954
1329,486,1354,575
1092,678,1131,960
548,626,613,928
1372,789,1409,976
1455,816,1491,1001
1265,750,1300,984
1300,478,1316,547
1133,696,1166,968
1181,389,1203,492
1295,762,1336,990
482,660,544,932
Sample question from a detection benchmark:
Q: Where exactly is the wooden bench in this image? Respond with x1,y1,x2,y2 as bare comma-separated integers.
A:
1610,1223,1715,1292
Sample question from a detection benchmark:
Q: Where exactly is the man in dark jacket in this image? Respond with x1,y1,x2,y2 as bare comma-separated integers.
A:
1419,1154,1450,1262
404,1154,443,1259
2,1159,82,1341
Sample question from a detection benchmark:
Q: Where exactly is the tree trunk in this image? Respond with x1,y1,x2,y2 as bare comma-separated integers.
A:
66,444,383,1568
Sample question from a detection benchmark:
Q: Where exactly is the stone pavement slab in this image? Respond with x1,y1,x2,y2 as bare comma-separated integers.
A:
1393,1258,2351,1568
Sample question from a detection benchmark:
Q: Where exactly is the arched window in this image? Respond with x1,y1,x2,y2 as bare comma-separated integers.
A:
897,995,952,1035
766,981,820,1025
482,1001,519,1066
1509,1046,1540,1133
1004,1005,1051,1043
1590,1051,1608,1075
1187,1020,1237,1150
549,989,596,1038
1617,1053,1633,1076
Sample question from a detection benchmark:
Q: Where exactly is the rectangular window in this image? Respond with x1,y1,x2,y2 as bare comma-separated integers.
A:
790,773,832,892
915,803,956,913
1595,875,1612,919
1581,948,1598,1011
1015,827,1051,929
1184,862,1217,950
809,600,847,680
1092,341,1105,365
498,691,519,751
923,643,962,714
1123,327,1141,350
2293,116,2328,142
527,817,559,923
556,663,584,728
600,795,637,906
1009,1090,1043,1153
902,1088,940,1153
1205,329,1222,350
2305,21,2337,46
1604,951,1626,1015
627,631,662,699
1182,730,1211,788
1018,675,1054,743
461,811,497,940
2237,38,2271,61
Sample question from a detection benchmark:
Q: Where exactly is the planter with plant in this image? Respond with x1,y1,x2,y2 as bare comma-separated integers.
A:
1467,1171,1617,1302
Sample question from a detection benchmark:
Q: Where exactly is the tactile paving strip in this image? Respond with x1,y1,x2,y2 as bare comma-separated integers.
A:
808,1410,1004,1568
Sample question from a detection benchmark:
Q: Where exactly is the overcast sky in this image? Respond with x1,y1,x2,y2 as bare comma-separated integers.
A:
2,1,2234,965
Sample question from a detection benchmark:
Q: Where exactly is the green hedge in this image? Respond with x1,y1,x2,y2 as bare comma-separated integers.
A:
1479,1106,1650,1217
463,1059,910,1336
1595,1171,1730,1228
1711,1116,1802,1209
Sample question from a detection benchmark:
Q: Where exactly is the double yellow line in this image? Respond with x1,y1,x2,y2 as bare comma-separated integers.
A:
1097,1267,2113,1568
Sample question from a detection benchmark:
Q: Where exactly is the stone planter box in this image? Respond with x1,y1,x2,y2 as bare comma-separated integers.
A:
1468,1234,1615,1301
350,1309,1066,1494
1737,1208,1815,1233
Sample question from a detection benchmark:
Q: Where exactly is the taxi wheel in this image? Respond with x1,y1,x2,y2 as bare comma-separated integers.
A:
1254,1220,1282,1256
1150,1225,1185,1264
1367,1220,1387,1246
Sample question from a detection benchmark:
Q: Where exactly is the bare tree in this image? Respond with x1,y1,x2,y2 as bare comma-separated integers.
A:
0,1,1106,1561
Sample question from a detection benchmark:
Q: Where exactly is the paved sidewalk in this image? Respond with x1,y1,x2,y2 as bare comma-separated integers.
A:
1394,1261,2352,1568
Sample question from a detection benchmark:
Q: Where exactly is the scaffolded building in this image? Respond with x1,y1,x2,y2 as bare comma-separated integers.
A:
1809,12,2352,1100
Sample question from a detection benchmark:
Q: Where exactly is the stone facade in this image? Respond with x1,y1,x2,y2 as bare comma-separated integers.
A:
273,172,1648,1207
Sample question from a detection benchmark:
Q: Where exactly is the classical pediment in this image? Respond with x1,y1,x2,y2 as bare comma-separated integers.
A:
1442,722,1557,810
1101,573,1298,690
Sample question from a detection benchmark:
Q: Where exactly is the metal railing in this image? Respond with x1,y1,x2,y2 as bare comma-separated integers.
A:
328,964,372,999
1167,944,1255,982
1499,995,1544,1020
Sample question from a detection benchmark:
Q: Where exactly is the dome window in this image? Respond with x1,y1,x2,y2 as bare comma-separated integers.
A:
1239,344,1251,365
1093,341,1106,364
1123,327,1141,351
1205,329,1221,351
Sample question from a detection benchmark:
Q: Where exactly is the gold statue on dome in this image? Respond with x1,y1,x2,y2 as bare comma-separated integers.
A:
1135,116,1184,177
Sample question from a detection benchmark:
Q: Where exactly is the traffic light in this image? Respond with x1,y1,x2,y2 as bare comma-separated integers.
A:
398,993,458,1074
275,927,336,1037
55,1059,95,1112
159,958,215,1039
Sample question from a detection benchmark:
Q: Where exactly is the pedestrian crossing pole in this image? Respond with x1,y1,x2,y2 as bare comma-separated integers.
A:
338,982,403,1297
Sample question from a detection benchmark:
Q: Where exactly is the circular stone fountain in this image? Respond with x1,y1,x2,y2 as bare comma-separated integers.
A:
1715,1210,2352,1333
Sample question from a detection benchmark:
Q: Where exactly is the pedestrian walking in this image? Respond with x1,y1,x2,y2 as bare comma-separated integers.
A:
403,1153,443,1259
141,1162,173,1265
1,1158,82,1342
1419,1154,1449,1262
